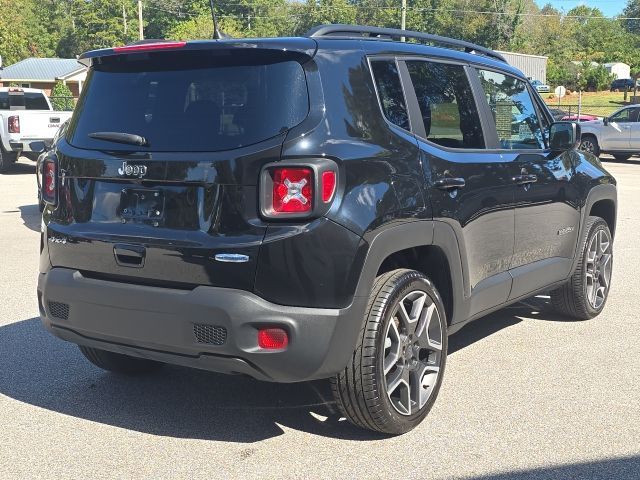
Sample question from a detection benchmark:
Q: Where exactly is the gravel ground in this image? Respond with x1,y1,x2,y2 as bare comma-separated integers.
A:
0,157,638,480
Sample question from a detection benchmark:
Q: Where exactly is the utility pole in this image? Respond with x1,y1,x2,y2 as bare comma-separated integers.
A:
400,0,407,41
138,0,144,40
122,3,128,35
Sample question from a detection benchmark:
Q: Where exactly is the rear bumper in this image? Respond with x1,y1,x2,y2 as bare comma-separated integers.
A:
38,268,367,382
8,138,52,153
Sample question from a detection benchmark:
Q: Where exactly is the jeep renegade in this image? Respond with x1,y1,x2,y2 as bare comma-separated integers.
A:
37,25,617,434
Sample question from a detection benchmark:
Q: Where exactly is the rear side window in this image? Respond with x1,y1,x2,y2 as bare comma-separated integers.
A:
68,55,309,152
370,60,410,130
0,92,49,110
477,70,544,150
406,61,484,149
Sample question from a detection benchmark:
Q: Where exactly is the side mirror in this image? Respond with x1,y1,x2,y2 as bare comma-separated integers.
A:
548,121,581,152
603,117,609,126
29,141,47,153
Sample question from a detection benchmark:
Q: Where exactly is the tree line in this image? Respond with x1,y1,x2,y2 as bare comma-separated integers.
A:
2,0,640,91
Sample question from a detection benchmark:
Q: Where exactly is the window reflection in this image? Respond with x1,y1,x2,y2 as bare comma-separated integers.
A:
477,70,544,150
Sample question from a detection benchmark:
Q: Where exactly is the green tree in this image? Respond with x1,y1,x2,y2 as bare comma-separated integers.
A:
50,82,75,111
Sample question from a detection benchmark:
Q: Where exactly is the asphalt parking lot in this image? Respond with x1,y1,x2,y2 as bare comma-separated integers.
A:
0,157,639,480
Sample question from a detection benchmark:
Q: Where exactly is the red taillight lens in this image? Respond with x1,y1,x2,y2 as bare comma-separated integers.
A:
114,41,187,53
42,159,56,205
321,170,337,203
8,116,20,133
258,328,289,350
272,167,313,213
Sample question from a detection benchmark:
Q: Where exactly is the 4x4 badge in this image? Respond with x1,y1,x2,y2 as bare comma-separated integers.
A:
118,161,148,178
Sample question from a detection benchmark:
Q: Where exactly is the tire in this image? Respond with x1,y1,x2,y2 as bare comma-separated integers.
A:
0,145,17,173
579,135,600,157
613,155,631,161
331,269,448,434
550,216,613,320
79,346,164,374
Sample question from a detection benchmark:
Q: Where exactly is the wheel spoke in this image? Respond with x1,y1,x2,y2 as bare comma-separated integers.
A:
383,320,401,374
386,366,411,415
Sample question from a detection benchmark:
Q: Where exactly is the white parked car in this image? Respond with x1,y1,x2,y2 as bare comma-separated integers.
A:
0,87,73,172
579,105,640,161
530,79,550,93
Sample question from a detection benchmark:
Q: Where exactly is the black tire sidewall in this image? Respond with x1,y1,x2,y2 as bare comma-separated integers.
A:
373,272,448,432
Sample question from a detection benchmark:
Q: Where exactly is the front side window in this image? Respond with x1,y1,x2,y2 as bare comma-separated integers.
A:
406,61,484,149
609,108,638,123
477,70,544,150
370,60,410,131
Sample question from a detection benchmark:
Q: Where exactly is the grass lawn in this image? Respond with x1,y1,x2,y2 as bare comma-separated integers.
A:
542,91,637,116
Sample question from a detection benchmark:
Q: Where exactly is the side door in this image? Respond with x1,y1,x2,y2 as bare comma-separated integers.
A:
624,107,640,150
600,107,634,151
474,69,582,300
399,58,516,318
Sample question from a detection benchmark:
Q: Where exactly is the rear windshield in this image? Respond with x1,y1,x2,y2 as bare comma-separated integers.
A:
0,92,50,110
68,52,309,152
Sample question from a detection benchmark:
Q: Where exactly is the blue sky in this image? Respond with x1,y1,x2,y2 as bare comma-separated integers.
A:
535,1,624,17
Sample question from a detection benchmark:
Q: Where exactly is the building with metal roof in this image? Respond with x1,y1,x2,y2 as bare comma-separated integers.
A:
0,58,87,98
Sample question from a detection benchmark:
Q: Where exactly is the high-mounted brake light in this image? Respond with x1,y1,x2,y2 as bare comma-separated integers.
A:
258,328,289,350
8,87,23,93
113,41,187,54
8,116,20,134
42,158,57,205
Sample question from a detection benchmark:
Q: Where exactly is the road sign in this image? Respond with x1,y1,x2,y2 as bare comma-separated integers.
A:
555,86,566,98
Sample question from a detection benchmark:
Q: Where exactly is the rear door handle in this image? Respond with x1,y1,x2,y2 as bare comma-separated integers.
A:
434,177,465,190
512,174,538,185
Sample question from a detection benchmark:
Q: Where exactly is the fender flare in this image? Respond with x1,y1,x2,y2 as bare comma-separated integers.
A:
570,182,617,274
353,220,467,324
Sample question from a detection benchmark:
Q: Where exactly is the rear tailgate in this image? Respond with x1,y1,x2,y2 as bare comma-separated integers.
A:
11,110,71,143
45,40,315,291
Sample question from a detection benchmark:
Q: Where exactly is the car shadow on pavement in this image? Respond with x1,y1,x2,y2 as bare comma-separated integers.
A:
3,161,36,175
19,204,41,232
0,298,571,443
464,455,640,480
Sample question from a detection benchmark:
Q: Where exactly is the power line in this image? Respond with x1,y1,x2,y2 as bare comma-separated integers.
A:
143,3,640,22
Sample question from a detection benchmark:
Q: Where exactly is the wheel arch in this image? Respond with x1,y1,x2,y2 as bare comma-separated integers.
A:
355,221,466,326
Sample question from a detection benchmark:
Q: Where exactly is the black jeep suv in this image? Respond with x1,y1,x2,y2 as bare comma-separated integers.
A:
37,25,617,434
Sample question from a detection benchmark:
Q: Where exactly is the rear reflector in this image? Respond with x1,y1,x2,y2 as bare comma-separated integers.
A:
272,167,313,213
321,170,337,203
258,328,289,350
113,41,187,54
8,116,19,133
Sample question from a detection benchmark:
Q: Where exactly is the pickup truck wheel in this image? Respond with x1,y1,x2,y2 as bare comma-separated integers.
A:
579,135,600,157
0,146,17,173
331,269,447,434
79,346,164,374
550,217,612,320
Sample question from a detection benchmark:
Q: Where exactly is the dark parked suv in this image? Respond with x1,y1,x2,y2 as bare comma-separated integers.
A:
37,25,617,434
610,78,636,91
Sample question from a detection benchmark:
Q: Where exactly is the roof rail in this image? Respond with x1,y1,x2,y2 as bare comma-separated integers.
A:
306,24,506,64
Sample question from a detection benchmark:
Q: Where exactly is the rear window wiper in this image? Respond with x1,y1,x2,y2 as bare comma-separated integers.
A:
88,131,149,147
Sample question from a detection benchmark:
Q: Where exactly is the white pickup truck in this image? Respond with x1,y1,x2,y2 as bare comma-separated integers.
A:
0,87,73,172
